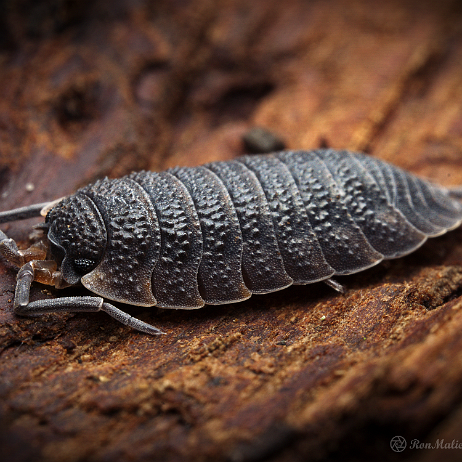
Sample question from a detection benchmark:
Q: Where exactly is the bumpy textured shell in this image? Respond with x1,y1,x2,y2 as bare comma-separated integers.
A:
47,150,462,308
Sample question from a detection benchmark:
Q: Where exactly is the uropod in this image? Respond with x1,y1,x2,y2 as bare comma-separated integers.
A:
1,149,462,335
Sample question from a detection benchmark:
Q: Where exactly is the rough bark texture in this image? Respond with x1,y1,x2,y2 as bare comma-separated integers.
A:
2,1,462,461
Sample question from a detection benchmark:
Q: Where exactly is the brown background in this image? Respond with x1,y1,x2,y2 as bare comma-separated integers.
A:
1,1,462,461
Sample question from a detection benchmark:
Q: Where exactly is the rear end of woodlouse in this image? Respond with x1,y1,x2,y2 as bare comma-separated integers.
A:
1,149,462,335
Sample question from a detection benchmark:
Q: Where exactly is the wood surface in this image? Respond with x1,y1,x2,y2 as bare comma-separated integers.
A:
1,1,462,461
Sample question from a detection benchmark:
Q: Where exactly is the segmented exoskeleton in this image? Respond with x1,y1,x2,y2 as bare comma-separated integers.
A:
1,150,462,335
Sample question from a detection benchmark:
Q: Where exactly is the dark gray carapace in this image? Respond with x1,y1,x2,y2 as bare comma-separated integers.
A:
1,150,462,335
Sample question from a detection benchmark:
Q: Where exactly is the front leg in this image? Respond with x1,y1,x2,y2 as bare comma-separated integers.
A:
15,295,165,335
0,229,47,267
13,261,165,335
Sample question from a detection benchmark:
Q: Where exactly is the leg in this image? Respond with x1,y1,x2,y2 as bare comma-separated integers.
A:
0,229,47,267
13,261,165,335
324,278,345,293
15,296,165,335
101,303,165,335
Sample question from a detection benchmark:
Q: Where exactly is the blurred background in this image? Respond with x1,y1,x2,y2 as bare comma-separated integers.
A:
1,0,461,213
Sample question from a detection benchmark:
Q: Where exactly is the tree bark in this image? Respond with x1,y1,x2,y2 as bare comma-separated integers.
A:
1,1,462,461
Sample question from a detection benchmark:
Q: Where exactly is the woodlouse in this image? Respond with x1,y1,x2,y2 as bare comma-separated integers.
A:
1,149,462,335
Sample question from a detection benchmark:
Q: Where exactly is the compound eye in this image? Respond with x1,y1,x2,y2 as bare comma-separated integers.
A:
73,258,97,275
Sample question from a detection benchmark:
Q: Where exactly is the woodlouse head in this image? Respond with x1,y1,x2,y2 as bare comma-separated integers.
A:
46,194,107,285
